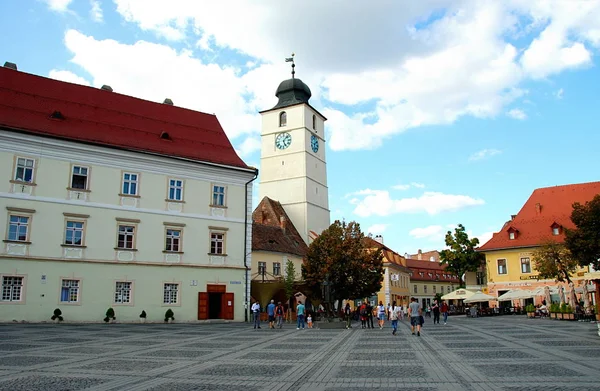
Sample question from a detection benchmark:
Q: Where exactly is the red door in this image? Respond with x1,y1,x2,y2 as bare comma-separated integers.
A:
222,292,234,320
198,292,208,320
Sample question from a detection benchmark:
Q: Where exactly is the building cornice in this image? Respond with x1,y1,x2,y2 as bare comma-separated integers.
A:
0,131,256,186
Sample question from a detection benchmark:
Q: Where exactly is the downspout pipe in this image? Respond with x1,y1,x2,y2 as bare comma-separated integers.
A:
243,168,259,322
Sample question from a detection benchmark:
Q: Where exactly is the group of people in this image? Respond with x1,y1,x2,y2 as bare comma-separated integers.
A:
251,299,311,330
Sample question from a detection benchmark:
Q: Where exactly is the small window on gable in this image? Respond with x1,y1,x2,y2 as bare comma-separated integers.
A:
509,232,515,240
312,114,316,131
279,111,287,127
551,223,561,236
508,227,518,240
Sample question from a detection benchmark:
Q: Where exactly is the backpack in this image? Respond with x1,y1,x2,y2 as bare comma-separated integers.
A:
360,307,367,316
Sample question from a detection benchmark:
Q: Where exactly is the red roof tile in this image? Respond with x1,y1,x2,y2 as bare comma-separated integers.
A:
0,67,249,169
252,197,308,257
479,181,600,251
404,258,460,283
409,250,440,262
363,237,411,273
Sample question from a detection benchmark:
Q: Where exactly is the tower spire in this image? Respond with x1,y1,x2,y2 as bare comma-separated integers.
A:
285,52,295,79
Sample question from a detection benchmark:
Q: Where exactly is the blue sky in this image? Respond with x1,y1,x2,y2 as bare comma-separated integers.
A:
2,0,599,255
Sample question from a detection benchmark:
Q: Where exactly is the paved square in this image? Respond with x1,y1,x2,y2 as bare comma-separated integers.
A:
0,316,598,390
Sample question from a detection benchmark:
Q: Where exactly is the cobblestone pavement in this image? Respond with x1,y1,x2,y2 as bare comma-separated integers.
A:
0,316,599,391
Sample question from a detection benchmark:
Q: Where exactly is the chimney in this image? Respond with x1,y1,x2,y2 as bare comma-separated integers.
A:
511,214,516,220
374,234,383,244
280,216,286,232
3,62,17,70
535,203,542,215
101,85,113,92
417,249,422,260
163,98,174,105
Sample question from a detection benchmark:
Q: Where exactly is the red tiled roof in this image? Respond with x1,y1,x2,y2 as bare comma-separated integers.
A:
252,197,308,257
405,258,460,283
0,67,249,169
363,237,411,273
409,250,440,262
479,181,600,251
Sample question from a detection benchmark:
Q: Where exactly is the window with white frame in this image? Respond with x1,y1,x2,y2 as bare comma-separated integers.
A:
552,227,560,236
165,229,181,252
14,157,34,183
433,285,436,293
114,281,132,304
210,232,225,254
509,232,515,240
279,111,287,127
424,285,428,294
71,166,89,190
60,279,80,303
273,262,281,276
497,259,507,275
413,285,418,293
7,215,29,242
1,276,23,302
212,185,226,206
65,221,84,246
447,286,451,293
168,179,183,201
163,283,179,304
258,261,266,275
122,173,139,195
521,257,531,273
117,225,136,249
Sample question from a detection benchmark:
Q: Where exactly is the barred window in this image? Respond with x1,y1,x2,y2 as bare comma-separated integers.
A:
1,276,23,302
114,282,132,304
163,283,179,304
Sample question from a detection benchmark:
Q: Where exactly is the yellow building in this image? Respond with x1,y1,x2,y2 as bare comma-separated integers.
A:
365,236,410,308
479,182,599,306
406,250,459,309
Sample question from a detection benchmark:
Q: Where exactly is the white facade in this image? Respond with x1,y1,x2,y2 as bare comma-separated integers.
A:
259,104,330,244
0,131,255,322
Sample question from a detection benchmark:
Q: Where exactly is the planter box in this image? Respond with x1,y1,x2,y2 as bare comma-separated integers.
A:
527,312,535,318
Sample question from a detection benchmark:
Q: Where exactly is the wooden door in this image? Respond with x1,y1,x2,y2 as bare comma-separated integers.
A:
198,292,208,320
222,292,234,320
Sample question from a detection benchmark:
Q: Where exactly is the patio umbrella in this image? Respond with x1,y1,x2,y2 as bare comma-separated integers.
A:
543,286,552,306
497,289,530,301
558,286,566,305
441,288,475,300
568,282,578,306
464,291,497,303
582,280,591,311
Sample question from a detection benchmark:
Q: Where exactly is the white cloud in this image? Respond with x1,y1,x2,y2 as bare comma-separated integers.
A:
507,108,527,120
90,0,103,22
555,88,564,99
42,0,73,12
48,70,91,86
412,182,425,189
352,190,485,217
367,224,389,235
409,225,444,240
469,148,502,161
475,231,494,247
392,182,426,191
235,136,261,159
392,184,411,191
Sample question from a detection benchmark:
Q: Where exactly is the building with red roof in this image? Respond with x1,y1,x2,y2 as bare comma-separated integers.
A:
405,250,460,308
479,181,600,306
0,62,257,323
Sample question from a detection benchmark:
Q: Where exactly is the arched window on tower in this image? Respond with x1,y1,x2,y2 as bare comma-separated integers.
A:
312,115,316,131
279,111,287,127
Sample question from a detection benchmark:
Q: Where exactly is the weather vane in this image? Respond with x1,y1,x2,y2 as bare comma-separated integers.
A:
285,52,295,78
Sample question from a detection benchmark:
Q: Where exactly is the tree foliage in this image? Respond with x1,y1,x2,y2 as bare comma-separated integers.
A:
283,259,296,300
302,220,384,306
439,224,485,287
532,241,578,284
565,194,600,270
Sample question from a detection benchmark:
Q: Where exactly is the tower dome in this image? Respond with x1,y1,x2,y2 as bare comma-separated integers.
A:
271,78,312,110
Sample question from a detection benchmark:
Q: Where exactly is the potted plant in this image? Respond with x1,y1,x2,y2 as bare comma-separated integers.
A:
51,308,64,323
139,310,147,323
559,303,568,320
164,309,175,323
549,303,560,319
103,308,116,323
565,305,574,320
525,304,536,318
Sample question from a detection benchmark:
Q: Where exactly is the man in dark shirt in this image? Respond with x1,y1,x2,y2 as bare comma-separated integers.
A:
366,301,374,329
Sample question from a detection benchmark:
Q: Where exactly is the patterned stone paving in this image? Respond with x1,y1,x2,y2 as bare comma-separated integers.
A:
0,316,598,390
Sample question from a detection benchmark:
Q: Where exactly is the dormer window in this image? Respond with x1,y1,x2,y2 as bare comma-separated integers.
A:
279,111,287,127
509,232,515,240
507,226,518,240
551,222,561,236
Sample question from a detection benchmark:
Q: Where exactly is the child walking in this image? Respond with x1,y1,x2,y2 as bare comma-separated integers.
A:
307,314,313,328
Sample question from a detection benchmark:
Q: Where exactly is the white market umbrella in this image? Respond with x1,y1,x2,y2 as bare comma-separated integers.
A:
497,289,530,301
441,288,475,300
464,291,497,304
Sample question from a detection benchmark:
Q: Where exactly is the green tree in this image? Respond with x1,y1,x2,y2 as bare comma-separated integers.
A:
439,224,485,288
302,220,384,313
283,259,296,301
565,194,600,271
532,241,578,284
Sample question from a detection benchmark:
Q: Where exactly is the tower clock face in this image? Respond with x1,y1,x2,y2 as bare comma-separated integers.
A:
311,134,319,153
275,132,292,149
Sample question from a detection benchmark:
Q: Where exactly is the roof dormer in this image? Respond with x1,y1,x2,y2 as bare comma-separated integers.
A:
550,222,562,236
507,226,519,240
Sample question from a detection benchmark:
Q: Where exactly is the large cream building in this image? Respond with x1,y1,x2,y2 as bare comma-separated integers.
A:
0,64,257,322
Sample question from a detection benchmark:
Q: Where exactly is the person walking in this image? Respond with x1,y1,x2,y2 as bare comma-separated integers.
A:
251,300,261,329
344,303,352,329
296,300,306,330
377,301,386,329
408,297,422,336
366,301,374,329
432,300,440,324
441,300,449,325
359,302,368,329
275,301,285,328
267,299,276,329
389,300,400,335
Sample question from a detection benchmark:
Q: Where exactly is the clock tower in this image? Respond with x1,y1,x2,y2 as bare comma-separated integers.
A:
258,67,330,245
